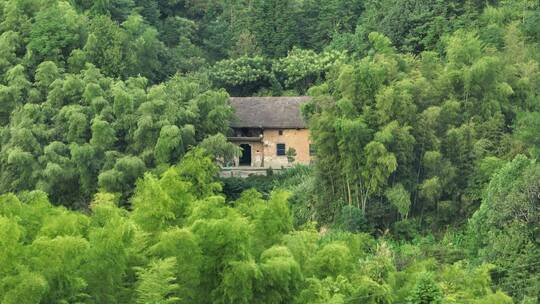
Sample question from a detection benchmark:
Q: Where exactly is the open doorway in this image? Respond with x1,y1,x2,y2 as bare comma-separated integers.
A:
239,144,252,166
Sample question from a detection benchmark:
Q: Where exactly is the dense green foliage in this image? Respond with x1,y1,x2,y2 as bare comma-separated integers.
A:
1,0,540,302
469,156,540,301
0,152,518,303
303,6,540,230
0,65,236,206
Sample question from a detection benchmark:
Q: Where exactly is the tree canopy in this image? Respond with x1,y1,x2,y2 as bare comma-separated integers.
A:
0,152,518,303
1,0,540,302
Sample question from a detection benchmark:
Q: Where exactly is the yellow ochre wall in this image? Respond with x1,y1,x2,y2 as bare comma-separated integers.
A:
262,128,311,168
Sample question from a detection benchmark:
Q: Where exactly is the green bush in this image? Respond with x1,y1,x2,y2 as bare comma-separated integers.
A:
336,205,369,233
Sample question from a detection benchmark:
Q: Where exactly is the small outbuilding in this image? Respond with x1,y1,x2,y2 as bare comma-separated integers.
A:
227,96,313,169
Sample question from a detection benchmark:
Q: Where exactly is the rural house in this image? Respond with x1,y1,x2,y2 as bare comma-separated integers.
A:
226,96,313,170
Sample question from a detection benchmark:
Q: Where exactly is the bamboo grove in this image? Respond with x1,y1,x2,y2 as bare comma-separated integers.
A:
0,0,540,303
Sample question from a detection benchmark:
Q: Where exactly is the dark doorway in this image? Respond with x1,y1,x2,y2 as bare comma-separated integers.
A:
239,144,252,166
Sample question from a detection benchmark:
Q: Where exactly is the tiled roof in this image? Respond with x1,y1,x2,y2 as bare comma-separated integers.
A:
229,96,311,128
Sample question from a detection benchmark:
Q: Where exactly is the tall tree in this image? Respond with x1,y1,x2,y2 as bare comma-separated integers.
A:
251,0,298,57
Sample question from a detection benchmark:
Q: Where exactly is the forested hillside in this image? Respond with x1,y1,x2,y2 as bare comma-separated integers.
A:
0,150,522,303
0,0,539,303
